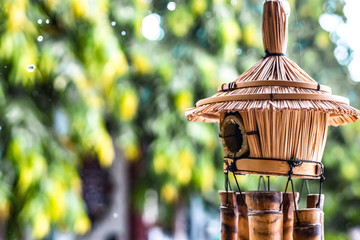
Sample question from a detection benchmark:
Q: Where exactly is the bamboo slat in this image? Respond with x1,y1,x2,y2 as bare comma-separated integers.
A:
236,193,249,240
219,191,238,240
217,80,332,93
283,192,299,240
224,158,322,179
307,194,325,240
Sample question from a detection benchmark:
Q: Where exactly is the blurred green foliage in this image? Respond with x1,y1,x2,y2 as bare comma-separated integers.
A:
0,0,359,239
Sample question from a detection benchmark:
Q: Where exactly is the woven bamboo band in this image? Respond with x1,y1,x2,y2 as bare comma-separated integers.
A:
224,157,324,179
196,93,350,107
218,80,332,93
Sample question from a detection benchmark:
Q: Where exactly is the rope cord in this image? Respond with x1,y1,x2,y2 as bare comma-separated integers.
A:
258,176,267,191
263,49,285,58
299,179,310,201
224,170,230,205
316,174,325,208
232,171,247,207
280,159,301,226
268,176,270,191
224,158,247,207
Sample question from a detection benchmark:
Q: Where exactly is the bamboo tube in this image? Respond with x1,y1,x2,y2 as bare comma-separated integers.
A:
282,192,299,240
245,191,283,240
219,191,238,240
236,193,249,240
293,208,322,240
307,194,325,240
307,194,324,209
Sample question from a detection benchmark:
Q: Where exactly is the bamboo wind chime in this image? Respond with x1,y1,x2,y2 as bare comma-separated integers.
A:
185,0,360,239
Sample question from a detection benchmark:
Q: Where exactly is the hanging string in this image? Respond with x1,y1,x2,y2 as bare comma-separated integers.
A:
258,176,267,191
224,157,246,206
232,171,247,207
225,170,230,205
267,176,270,191
280,160,301,226
316,174,325,208
299,179,310,201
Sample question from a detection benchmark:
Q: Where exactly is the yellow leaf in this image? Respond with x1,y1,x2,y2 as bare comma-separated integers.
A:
96,131,114,168
167,6,194,37
178,149,195,169
132,53,153,75
119,89,138,121
74,215,91,234
71,0,88,18
243,24,260,48
49,181,66,221
220,19,241,44
174,90,193,113
177,168,192,185
191,0,207,16
18,167,33,193
315,31,330,49
0,199,10,221
154,153,167,174
33,213,50,239
161,183,178,203
122,141,139,161
200,163,215,193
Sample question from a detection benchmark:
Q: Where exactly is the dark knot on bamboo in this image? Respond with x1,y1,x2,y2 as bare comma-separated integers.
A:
262,0,289,54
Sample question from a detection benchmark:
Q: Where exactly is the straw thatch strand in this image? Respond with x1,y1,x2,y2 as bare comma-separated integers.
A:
185,0,360,126
185,0,360,177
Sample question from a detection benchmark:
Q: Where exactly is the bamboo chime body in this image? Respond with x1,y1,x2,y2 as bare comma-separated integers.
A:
185,0,359,239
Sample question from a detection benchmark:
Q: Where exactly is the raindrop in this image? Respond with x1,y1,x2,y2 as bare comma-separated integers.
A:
37,36,43,42
113,212,118,218
0,126,2,131
37,19,42,24
121,31,126,36
111,21,116,26
46,19,50,24
167,2,176,11
27,64,36,72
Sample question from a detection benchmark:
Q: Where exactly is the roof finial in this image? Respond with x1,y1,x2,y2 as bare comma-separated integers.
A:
262,0,289,54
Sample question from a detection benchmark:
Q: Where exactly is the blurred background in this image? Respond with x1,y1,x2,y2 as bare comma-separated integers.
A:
0,0,360,239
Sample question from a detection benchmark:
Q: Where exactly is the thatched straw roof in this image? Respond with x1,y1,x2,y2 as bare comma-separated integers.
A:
185,0,360,126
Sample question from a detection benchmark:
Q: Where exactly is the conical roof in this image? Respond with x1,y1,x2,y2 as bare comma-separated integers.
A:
185,0,360,126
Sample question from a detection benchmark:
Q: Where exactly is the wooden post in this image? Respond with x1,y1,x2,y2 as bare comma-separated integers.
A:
245,191,283,240
219,191,238,240
283,192,299,240
236,193,249,240
307,194,325,240
293,208,322,240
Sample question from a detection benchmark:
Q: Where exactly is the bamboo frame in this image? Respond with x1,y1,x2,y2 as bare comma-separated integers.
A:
218,80,332,93
224,158,323,179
